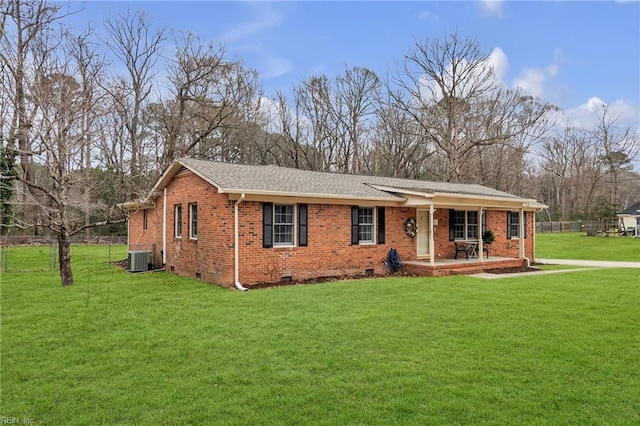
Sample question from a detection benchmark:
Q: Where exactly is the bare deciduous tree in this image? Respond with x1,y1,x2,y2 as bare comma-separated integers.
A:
146,32,264,170
391,32,555,183
593,104,639,210
104,8,165,194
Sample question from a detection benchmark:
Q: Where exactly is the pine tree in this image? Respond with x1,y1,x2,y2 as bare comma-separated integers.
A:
0,138,17,234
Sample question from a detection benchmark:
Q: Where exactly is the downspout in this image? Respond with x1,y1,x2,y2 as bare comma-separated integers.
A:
520,208,531,267
234,193,248,291
532,209,537,263
162,188,167,266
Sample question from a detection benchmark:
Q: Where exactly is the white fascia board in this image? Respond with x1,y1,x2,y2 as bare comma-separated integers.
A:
226,190,405,205
432,193,547,210
365,184,435,199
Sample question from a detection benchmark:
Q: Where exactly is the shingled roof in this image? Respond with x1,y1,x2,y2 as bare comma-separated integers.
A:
619,202,640,215
172,158,531,202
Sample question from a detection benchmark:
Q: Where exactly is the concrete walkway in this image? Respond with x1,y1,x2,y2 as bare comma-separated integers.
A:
471,258,640,280
537,259,640,268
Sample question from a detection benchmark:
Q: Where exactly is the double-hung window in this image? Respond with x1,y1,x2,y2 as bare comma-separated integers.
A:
350,206,379,245
450,210,482,240
175,205,182,238
358,207,374,244
507,211,527,239
263,203,305,248
189,203,198,239
274,204,295,246
453,211,466,239
507,212,520,238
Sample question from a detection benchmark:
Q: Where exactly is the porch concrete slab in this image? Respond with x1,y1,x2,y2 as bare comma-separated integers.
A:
537,259,640,268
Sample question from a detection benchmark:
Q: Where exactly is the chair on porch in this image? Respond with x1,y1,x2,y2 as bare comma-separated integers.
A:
454,242,469,260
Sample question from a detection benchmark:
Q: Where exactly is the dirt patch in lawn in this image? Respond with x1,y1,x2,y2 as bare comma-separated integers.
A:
483,266,541,274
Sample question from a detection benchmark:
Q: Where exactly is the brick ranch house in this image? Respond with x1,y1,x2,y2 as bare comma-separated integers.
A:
121,158,546,289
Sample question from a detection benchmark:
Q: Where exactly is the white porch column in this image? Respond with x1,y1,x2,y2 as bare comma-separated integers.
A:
478,207,484,262
429,205,435,266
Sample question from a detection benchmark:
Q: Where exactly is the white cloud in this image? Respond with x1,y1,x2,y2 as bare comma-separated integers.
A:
220,4,292,80
511,49,561,98
419,10,436,20
221,5,281,42
513,68,546,98
487,47,509,84
478,0,505,17
257,51,293,79
563,97,640,129
582,96,607,112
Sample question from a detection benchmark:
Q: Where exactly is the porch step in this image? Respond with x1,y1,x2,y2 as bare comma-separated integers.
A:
403,258,526,278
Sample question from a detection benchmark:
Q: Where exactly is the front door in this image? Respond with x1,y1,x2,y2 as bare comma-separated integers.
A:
417,209,430,258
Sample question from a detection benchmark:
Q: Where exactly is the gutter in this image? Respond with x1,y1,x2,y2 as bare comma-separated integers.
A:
234,193,248,291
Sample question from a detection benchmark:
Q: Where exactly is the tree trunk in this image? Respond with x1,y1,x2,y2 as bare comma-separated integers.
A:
58,229,73,286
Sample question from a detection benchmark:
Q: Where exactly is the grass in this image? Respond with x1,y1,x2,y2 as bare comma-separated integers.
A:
536,232,640,261
1,242,639,424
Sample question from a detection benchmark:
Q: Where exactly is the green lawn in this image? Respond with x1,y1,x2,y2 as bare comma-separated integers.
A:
1,244,639,425
536,232,640,261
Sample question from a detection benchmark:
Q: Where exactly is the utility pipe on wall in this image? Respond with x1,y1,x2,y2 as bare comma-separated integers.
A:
234,193,248,291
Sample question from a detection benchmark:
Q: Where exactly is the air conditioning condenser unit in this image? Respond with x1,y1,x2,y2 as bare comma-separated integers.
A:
127,251,151,272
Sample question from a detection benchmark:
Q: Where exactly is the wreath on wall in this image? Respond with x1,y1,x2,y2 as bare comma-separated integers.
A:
404,218,417,237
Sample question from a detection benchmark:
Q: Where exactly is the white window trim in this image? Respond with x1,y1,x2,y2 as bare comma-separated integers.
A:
189,203,198,240
509,211,520,239
453,210,480,241
358,207,376,245
175,204,182,238
273,204,296,247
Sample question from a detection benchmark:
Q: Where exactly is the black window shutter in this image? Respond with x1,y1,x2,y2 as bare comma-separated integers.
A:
299,204,308,247
482,211,487,234
507,212,512,239
523,211,528,238
351,206,359,245
377,207,385,245
449,209,455,241
263,203,273,248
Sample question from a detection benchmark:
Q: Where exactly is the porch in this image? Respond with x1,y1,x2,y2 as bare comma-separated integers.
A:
402,256,527,277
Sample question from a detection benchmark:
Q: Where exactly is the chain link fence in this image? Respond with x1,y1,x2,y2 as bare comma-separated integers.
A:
536,220,620,234
0,237,127,272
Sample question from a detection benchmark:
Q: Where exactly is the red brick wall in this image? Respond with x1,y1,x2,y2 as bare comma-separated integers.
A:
163,172,235,285
128,172,536,288
128,202,162,266
236,203,416,286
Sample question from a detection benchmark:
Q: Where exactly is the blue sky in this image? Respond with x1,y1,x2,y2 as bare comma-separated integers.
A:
76,0,640,128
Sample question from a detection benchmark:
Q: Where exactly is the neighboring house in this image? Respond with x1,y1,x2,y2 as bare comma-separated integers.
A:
617,202,640,236
121,158,546,289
